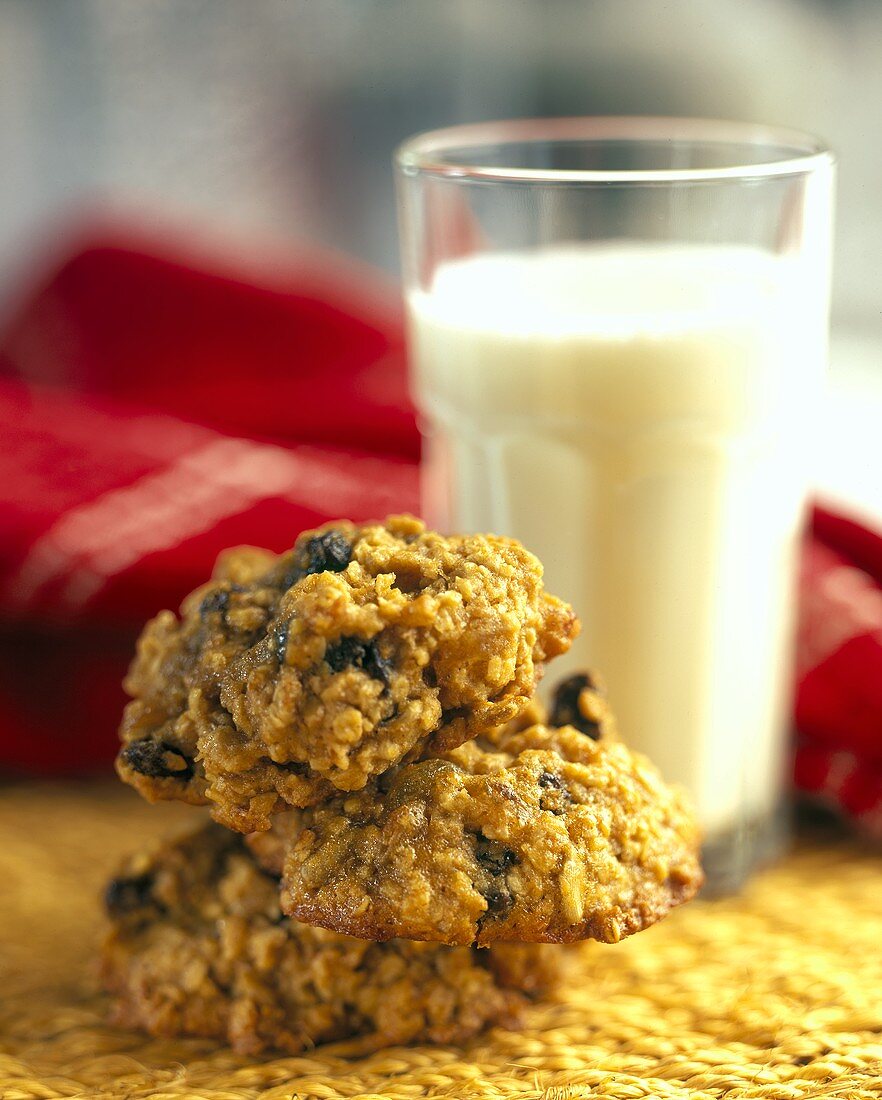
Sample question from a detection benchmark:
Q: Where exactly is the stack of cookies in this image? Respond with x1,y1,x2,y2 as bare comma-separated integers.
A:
103,515,703,1054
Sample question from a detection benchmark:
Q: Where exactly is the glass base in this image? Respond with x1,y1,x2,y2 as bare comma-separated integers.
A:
700,802,790,896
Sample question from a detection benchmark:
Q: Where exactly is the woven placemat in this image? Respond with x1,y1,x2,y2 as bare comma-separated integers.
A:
1,783,882,1100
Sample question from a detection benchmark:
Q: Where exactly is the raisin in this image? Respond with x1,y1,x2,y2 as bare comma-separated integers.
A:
199,588,229,619
325,636,392,687
474,835,517,924
273,620,290,662
538,770,571,815
104,872,155,917
475,834,518,875
303,530,351,575
550,673,601,738
120,739,195,782
199,584,244,621
277,531,351,592
484,885,514,918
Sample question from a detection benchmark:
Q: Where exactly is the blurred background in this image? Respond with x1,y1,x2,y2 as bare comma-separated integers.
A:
2,0,880,508
0,0,879,323
0,0,880,809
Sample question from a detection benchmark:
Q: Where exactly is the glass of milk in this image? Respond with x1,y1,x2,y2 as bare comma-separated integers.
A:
396,118,834,890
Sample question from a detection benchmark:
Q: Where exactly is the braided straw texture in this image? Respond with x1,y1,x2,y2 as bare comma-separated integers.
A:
2,783,882,1100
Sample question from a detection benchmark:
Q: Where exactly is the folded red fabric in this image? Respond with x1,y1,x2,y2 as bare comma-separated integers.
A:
0,237,418,773
1,234,879,836
796,507,882,835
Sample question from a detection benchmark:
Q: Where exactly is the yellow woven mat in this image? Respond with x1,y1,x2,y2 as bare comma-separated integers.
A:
2,783,882,1100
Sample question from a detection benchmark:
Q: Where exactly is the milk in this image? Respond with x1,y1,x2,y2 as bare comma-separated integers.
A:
408,245,822,836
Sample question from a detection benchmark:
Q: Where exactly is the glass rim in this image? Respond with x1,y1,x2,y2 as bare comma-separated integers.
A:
395,116,833,183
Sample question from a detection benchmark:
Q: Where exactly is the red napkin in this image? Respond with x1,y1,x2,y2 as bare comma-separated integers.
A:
1,232,880,837
0,234,419,773
796,507,882,836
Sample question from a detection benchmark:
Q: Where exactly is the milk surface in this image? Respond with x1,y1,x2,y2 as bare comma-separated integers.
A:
409,245,821,834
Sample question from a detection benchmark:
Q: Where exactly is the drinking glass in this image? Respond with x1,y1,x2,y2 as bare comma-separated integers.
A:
396,118,834,890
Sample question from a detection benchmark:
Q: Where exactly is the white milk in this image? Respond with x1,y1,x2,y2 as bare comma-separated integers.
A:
408,245,822,836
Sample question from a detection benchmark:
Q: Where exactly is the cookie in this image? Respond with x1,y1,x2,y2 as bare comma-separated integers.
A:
245,671,618,879
276,720,703,946
101,823,559,1054
116,515,578,832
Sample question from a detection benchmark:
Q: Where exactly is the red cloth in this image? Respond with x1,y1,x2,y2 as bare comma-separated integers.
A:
0,236,419,773
795,507,882,835
1,234,881,837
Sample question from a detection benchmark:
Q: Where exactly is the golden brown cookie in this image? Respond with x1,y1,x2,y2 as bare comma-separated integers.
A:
276,720,702,946
101,823,559,1054
245,671,618,878
244,668,620,875
116,515,578,832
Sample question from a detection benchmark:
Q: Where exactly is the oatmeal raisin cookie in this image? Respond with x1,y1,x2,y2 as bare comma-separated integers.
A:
101,823,558,1054
276,719,702,946
116,515,578,832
